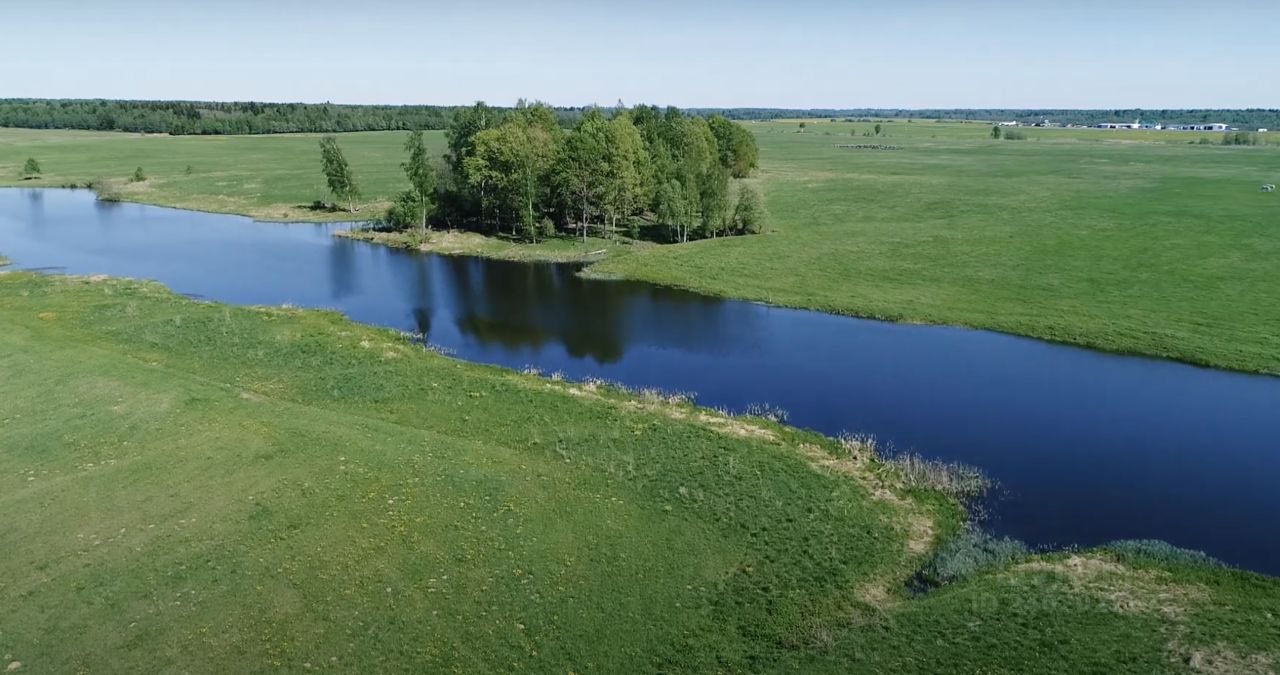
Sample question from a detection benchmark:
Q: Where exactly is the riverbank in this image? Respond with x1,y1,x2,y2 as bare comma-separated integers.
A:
336,227,646,264
3,124,1277,375
2,269,1278,672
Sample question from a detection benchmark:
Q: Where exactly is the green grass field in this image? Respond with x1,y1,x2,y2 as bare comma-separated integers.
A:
2,270,1277,673
3,122,1276,373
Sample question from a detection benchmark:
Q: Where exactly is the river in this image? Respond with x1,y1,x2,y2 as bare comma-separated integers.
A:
3,187,1278,574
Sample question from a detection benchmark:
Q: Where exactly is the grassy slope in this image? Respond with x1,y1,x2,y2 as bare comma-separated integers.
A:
4,124,1278,372
1,271,1277,673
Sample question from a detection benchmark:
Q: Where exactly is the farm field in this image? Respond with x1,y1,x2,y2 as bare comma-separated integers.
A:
2,269,1277,673
3,121,1278,375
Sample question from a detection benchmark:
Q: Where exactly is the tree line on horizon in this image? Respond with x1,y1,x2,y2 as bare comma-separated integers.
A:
0,99,452,135
702,107,1280,129
4,99,1277,135
319,101,764,244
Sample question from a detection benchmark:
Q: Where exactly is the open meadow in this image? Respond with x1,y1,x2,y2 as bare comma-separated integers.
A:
3,121,1276,373
2,269,1277,672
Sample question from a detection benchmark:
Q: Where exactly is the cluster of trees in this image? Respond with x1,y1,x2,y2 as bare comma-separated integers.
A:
322,102,764,244
1219,131,1268,146
0,99,457,135
990,126,1027,141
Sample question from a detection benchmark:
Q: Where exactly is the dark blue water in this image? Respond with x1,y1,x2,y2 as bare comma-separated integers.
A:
4,188,1279,575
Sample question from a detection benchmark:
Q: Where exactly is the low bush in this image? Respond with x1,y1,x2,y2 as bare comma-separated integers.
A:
916,528,1029,587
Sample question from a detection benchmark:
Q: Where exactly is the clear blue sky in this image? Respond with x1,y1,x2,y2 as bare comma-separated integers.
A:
4,0,1276,108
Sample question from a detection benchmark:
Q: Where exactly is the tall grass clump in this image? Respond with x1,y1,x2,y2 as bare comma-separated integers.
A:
1104,540,1225,569
91,177,124,202
744,402,789,423
889,452,991,502
835,432,991,502
1003,129,1028,141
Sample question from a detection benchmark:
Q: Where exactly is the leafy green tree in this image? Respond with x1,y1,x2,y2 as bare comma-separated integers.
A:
731,183,767,234
700,163,730,237
446,102,500,174
131,166,146,183
385,190,424,230
707,115,759,178
991,125,1002,139
465,103,561,239
655,180,690,243
402,130,437,233
556,109,611,242
603,114,649,238
319,136,359,212
21,158,41,179
874,123,883,136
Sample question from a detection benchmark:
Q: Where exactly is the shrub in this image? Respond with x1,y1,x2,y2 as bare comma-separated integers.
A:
130,167,146,183
916,528,1029,587
91,177,124,202
731,183,768,235
1003,130,1028,141
384,190,423,230
21,157,42,179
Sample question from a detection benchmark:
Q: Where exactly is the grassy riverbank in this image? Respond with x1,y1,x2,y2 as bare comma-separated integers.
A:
3,123,1278,373
336,228,645,264
1,269,1278,672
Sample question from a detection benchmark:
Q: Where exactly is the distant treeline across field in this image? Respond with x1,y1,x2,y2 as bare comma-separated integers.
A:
2,99,1278,135
698,107,1280,129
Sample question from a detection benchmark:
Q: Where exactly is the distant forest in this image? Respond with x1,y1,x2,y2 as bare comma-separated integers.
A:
0,99,556,135
3,99,1277,135
696,108,1280,129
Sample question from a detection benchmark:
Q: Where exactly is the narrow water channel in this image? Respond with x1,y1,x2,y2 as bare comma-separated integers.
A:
3,188,1278,574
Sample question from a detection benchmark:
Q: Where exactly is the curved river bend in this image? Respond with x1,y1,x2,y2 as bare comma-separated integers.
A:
3,188,1278,574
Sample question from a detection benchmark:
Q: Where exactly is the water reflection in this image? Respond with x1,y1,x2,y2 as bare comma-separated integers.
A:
328,237,359,300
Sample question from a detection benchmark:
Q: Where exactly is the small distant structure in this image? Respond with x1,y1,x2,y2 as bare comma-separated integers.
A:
1259,128,1269,133
1096,119,1141,130
1167,123,1230,132
997,121,1019,127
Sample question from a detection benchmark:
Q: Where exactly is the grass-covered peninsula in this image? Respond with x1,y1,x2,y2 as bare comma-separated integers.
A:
1,269,1277,672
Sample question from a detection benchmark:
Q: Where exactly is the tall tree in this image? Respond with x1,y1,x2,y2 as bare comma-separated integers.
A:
465,104,561,240
319,135,359,212
707,116,759,178
21,157,41,179
556,109,611,242
402,130,437,233
731,183,767,234
699,163,730,237
446,102,502,223
603,115,648,238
